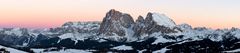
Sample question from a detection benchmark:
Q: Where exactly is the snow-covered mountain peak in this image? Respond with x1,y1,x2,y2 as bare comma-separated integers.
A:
151,12,176,27
2,28,30,36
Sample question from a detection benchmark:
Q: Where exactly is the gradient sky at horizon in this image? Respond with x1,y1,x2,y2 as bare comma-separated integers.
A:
0,0,240,29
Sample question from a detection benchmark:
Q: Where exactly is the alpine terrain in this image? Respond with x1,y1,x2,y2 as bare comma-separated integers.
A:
1,9,240,53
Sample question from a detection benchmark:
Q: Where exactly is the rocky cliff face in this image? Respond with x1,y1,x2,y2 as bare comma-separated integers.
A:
98,9,136,42
99,9,135,36
133,16,145,37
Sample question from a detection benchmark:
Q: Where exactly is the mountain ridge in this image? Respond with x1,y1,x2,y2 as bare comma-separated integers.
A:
1,9,240,53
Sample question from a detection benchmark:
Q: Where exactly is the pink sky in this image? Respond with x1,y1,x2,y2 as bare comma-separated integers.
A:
0,0,240,29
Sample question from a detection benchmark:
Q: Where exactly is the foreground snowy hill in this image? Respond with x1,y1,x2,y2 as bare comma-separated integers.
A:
0,45,27,53
0,9,240,53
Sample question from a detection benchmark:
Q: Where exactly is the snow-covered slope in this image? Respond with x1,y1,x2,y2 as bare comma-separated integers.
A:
151,13,176,27
58,33,95,44
111,45,133,50
0,45,27,53
223,48,240,53
0,28,38,47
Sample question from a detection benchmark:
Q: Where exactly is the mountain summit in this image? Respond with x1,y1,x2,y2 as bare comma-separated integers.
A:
99,9,179,42
99,9,135,42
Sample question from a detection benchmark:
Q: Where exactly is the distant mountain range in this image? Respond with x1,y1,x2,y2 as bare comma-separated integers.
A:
1,9,240,53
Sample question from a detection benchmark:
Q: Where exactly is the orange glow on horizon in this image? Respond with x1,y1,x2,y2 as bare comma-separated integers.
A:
0,0,240,29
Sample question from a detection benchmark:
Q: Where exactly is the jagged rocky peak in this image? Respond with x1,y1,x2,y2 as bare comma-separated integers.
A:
135,15,144,23
133,16,145,36
144,12,154,26
99,9,135,37
103,9,134,24
133,16,145,30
